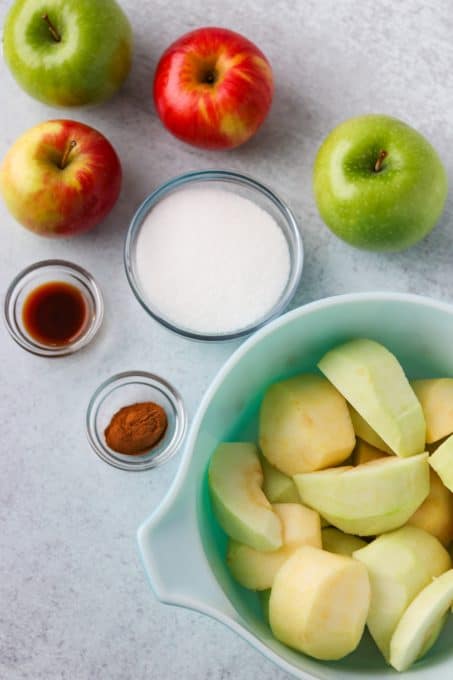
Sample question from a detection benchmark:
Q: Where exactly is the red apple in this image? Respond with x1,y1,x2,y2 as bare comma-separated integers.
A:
153,27,274,150
0,120,122,237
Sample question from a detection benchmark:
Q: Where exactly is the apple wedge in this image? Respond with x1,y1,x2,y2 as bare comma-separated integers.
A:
318,338,426,456
353,526,451,660
269,545,370,660
429,435,453,493
260,455,300,503
294,453,430,536
349,406,394,454
208,443,282,551
227,503,321,590
259,374,355,476
322,528,366,556
390,569,453,671
412,378,453,443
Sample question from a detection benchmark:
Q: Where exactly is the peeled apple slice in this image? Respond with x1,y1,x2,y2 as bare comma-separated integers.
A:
259,374,356,475
390,569,453,671
294,454,430,536
322,527,367,556
352,439,389,465
208,443,282,551
429,435,453,493
407,469,453,546
269,545,370,660
318,339,426,457
260,455,300,503
412,378,453,443
349,406,394,454
353,526,451,660
227,503,321,590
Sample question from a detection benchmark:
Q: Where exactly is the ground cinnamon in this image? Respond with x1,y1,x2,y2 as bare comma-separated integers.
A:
104,401,167,455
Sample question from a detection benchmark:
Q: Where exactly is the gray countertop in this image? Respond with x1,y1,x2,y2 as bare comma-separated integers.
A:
1,1,452,678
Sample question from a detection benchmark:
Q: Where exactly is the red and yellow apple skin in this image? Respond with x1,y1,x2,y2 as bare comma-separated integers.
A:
153,27,274,150
0,120,122,237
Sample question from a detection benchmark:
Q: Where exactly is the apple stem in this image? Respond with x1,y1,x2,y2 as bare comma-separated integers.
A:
42,13,61,43
60,140,77,169
374,150,388,173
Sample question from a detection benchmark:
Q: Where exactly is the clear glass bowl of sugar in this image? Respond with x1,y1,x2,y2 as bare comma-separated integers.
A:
124,170,303,341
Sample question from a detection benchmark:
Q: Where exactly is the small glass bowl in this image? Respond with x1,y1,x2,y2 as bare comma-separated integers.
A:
124,170,304,342
4,259,104,357
86,371,187,471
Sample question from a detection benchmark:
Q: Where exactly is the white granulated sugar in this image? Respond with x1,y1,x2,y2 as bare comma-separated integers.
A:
135,187,290,334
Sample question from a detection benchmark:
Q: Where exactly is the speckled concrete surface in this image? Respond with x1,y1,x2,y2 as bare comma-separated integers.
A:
1,1,452,678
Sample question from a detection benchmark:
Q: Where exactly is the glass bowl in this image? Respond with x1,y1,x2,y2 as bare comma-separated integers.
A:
124,170,303,341
4,259,104,357
86,371,187,471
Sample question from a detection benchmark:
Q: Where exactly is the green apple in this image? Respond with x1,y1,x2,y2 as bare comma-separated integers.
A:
3,0,132,106
429,435,453,493
259,374,356,476
226,503,321,590
208,443,282,552
318,338,426,457
294,453,430,536
412,378,453,443
313,115,448,252
269,545,370,660
353,526,451,660
389,569,453,671
321,527,366,557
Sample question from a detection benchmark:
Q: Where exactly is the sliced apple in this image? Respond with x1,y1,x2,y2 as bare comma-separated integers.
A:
390,569,453,671
352,439,389,465
353,526,451,660
269,545,370,660
318,338,426,457
208,443,282,551
227,503,321,590
294,453,430,536
260,454,300,503
429,435,453,493
259,374,355,476
322,527,367,556
412,378,453,443
349,406,394,454
408,469,453,546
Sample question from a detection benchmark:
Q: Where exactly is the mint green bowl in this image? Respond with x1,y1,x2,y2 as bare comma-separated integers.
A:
138,292,453,679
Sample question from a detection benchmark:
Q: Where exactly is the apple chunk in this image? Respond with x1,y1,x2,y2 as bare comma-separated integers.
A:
318,338,426,457
259,374,355,476
408,469,453,546
269,545,370,660
227,503,321,590
353,526,451,660
390,570,453,671
294,453,429,536
412,378,453,443
429,435,453,493
208,443,282,551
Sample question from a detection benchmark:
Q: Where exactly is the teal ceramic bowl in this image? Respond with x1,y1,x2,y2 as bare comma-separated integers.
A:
138,292,453,679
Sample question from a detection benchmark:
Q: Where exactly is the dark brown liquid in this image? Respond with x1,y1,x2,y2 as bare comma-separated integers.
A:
22,281,88,347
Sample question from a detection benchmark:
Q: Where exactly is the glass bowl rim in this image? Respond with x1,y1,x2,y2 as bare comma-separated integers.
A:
124,169,304,342
3,258,104,357
86,370,187,471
